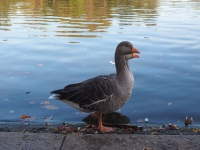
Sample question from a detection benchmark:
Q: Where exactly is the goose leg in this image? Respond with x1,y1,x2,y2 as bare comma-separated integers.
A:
98,113,114,132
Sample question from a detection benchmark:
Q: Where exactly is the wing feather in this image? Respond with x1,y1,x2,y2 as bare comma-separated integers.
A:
51,75,118,110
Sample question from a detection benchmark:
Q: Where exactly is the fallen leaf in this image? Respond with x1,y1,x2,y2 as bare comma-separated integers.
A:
143,148,152,150
54,127,59,131
21,114,31,119
80,128,86,132
62,131,67,134
151,132,159,135
191,128,200,132
169,124,179,130
65,126,76,131
54,127,60,133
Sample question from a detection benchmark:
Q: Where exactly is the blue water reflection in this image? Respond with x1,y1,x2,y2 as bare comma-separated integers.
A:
0,0,200,126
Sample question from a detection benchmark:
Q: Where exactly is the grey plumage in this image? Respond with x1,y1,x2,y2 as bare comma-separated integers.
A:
50,41,140,114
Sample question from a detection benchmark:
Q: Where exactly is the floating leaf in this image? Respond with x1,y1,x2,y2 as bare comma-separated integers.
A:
41,101,50,105
30,101,35,104
43,105,59,110
21,114,31,119
38,64,44,66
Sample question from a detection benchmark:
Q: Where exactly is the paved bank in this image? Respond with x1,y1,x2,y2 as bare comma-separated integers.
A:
1,132,200,150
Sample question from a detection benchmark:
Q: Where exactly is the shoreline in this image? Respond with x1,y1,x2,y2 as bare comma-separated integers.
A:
1,122,200,149
1,121,199,135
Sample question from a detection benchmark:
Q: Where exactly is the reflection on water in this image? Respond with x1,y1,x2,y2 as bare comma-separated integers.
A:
0,0,159,38
0,0,200,126
82,112,130,125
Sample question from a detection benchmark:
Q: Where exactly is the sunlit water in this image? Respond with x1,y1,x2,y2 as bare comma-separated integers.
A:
0,0,200,126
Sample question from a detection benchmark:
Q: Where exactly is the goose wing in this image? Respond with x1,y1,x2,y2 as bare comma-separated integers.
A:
51,74,118,110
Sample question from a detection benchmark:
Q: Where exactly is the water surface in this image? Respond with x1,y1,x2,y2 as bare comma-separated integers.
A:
0,0,200,126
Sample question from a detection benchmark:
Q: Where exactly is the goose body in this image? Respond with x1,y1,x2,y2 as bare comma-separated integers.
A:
50,41,140,132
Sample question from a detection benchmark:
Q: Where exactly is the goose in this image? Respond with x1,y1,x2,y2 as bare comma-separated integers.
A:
50,41,140,132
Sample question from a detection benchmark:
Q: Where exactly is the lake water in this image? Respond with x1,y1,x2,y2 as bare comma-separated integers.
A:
0,0,200,126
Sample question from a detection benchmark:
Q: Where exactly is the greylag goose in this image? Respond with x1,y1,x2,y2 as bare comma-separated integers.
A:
50,41,140,132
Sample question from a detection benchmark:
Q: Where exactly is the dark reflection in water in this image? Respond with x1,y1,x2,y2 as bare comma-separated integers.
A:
82,112,130,125
0,0,200,126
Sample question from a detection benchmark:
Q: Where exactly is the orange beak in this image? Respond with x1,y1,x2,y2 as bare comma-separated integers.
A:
132,46,140,58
